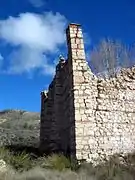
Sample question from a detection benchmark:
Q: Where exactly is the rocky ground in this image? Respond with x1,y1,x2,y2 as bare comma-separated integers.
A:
0,109,40,148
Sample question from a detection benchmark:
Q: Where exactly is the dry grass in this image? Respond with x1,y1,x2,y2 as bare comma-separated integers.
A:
0,164,134,180
0,147,135,180
0,167,96,180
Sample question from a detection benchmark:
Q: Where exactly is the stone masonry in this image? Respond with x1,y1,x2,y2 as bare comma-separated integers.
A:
40,23,135,163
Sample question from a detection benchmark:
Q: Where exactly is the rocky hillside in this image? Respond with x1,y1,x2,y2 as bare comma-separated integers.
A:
0,109,40,148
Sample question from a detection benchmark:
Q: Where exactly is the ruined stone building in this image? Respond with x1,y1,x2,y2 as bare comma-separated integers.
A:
40,23,135,163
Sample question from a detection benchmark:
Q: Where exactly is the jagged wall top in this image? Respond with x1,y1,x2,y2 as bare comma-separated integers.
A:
41,23,135,95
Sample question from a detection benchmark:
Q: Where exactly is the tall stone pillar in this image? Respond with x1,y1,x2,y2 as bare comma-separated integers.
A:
66,23,86,64
66,24,98,161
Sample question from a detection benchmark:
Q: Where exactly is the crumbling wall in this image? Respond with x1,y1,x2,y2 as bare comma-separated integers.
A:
40,23,135,163
40,55,74,154
94,68,135,159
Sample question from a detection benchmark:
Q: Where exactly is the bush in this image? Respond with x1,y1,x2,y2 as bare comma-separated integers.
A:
8,152,33,171
23,122,29,129
0,148,33,172
37,154,71,171
0,147,10,161
0,148,74,172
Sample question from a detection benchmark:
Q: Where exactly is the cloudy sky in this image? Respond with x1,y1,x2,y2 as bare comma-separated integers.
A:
0,0,135,112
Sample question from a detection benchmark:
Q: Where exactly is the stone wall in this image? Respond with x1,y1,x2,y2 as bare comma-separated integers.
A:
40,23,135,163
40,55,73,154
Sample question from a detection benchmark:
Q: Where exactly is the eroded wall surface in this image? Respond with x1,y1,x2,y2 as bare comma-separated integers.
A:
40,57,74,154
40,23,135,163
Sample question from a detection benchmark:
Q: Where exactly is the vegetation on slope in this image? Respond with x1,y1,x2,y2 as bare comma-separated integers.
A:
0,109,40,147
0,109,40,130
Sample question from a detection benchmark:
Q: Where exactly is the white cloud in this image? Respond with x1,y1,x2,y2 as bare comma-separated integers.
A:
29,0,45,8
0,12,67,76
8,47,55,76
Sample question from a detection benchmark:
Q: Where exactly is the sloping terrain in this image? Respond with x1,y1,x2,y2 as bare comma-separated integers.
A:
0,110,40,148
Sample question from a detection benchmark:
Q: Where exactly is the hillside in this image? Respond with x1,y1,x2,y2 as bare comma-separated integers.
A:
0,109,40,148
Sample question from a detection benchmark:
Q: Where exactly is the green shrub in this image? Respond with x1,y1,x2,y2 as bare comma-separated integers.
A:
48,154,71,171
0,148,33,172
0,147,10,161
8,152,33,172
28,124,33,130
38,154,71,171
0,149,73,172
23,122,28,129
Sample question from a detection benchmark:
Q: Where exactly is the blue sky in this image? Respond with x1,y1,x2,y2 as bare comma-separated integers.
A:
0,0,135,112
